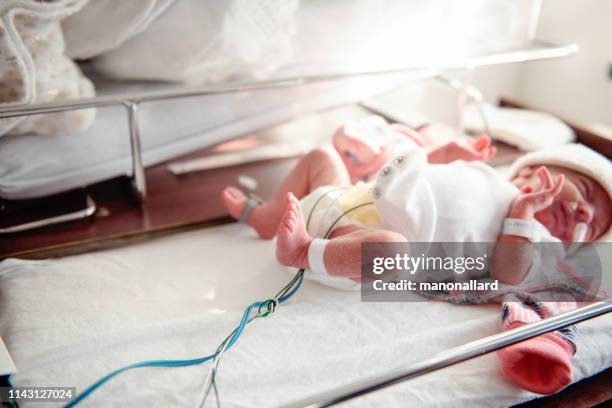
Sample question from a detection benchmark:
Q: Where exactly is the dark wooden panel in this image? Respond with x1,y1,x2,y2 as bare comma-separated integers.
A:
0,154,298,258
516,367,611,408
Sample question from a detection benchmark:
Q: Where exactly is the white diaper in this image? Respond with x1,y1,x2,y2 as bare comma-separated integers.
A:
300,183,382,239
297,183,383,291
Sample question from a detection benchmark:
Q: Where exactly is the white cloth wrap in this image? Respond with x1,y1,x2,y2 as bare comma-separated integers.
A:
373,141,520,243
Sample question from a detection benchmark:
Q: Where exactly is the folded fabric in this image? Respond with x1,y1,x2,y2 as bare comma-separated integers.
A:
0,0,95,137
63,0,176,59
463,102,575,151
86,0,298,84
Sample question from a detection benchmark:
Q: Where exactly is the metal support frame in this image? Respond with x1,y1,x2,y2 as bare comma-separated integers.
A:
124,101,146,203
455,68,473,136
435,73,492,137
0,42,576,123
0,196,96,234
281,300,611,408
0,40,578,233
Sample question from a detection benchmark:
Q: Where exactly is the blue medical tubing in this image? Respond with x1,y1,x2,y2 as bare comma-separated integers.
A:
64,269,304,407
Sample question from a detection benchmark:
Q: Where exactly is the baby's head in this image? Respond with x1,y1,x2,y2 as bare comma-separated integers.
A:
512,165,611,242
332,115,391,180
509,144,612,243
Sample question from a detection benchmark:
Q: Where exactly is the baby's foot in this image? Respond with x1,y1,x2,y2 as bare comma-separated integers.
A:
220,186,277,239
276,193,312,269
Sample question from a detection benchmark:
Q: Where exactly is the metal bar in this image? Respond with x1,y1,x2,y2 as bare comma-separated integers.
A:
0,41,577,119
528,0,544,41
435,75,492,136
454,68,473,135
0,196,96,234
124,102,146,203
281,300,611,408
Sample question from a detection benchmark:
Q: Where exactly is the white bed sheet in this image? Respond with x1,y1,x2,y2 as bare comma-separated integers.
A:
0,76,403,200
0,224,610,407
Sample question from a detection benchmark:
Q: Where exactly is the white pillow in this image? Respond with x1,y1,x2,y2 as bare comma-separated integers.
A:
87,0,299,84
464,102,576,151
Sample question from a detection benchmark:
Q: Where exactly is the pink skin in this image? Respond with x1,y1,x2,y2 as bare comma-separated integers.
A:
332,124,496,181
510,165,611,242
275,193,313,268
427,134,496,164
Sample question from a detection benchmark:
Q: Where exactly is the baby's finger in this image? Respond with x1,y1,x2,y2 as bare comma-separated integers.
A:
537,166,554,189
540,175,564,197
551,175,565,196
525,176,564,208
473,134,491,151
523,189,556,209
479,148,491,161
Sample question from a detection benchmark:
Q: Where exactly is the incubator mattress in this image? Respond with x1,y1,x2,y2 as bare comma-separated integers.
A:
1,223,610,407
0,76,400,200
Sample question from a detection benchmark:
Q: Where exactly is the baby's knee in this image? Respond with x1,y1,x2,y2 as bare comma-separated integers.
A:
307,147,338,166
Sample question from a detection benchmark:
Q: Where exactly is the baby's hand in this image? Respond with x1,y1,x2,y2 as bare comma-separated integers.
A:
428,134,496,164
510,166,564,219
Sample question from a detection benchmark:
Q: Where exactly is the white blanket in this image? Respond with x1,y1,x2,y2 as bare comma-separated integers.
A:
1,224,610,407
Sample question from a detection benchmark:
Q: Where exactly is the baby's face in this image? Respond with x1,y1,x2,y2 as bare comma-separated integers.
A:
332,128,387,181
512,165,611,242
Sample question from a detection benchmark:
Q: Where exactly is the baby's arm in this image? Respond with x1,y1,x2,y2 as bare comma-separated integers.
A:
392,124,496,164
335,122,495,183
427,134,496,164
492,167,564,284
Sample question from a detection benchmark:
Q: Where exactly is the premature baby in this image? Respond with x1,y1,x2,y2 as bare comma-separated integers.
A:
222,118,611,396
221,116,612,287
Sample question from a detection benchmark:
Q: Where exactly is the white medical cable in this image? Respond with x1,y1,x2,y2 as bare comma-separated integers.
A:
197,338,230,408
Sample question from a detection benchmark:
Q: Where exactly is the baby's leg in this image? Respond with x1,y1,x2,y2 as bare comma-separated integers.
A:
276,193,406,279
222,147,350,239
